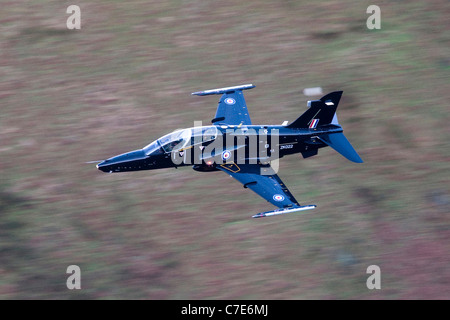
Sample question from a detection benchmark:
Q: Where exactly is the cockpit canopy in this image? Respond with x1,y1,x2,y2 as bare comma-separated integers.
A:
143,126,219,155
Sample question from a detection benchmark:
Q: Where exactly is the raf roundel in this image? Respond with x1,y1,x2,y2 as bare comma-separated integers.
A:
224,98,236,105
273,194,285,202
222,150,232,162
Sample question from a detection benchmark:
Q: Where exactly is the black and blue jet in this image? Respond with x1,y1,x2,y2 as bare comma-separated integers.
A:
95,84,363,218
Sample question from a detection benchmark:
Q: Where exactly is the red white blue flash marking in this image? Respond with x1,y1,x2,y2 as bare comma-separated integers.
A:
309,119,319,129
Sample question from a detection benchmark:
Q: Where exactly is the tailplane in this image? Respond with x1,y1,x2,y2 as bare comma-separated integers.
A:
318,133,363,163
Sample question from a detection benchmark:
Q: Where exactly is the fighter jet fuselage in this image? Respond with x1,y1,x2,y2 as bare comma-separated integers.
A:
96,124,345,173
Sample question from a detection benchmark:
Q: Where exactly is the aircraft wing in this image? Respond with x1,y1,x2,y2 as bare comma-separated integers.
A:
192,84,255,126
217,163,300,208
217,163,316,217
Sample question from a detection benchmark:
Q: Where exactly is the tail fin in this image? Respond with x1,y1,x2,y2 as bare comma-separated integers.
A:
287,91,343,129
289,91,363,163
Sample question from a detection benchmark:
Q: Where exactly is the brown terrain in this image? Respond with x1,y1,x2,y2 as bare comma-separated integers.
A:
0,0,449,299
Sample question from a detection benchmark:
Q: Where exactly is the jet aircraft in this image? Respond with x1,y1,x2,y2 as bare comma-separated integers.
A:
95,84,363,218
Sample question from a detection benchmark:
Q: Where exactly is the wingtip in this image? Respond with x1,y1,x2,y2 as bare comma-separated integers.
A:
252,205,316,218
191,84,255,96
351,155,364,163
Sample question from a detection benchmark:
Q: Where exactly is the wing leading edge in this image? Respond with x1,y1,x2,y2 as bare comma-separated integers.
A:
192,84,255,126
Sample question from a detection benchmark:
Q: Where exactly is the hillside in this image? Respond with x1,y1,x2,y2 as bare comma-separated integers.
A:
0,0,449,299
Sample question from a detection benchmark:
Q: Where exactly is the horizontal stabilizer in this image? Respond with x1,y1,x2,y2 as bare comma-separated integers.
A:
318,133,363,163
252,205,316,218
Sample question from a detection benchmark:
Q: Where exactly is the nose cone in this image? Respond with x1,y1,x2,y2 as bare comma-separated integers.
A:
97,149,147,173
96,160,111,172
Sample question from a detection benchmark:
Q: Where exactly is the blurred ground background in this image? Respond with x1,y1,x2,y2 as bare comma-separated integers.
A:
0,0,449,299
